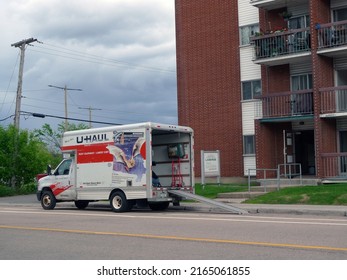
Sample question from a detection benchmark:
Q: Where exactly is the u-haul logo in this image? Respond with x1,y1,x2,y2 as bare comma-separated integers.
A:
76,133,110,144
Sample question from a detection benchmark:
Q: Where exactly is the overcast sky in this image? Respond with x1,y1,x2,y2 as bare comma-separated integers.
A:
0,0,177,131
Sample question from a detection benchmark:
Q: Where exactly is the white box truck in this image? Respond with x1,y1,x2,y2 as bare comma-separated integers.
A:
36,122,195,212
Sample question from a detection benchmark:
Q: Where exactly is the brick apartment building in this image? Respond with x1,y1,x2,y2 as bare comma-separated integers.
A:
175,0,347,182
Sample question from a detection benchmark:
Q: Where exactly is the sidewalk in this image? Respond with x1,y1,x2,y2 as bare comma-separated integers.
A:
179,198,347,217
1,194,347,217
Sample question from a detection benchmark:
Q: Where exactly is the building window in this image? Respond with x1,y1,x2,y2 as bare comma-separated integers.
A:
242,80,261,100
333,7,347,22
240,24,259,46
291,74,312,91
288,15,310,29
243,135,255,155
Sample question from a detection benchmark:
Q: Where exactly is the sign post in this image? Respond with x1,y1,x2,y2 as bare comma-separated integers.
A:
201,150,221,187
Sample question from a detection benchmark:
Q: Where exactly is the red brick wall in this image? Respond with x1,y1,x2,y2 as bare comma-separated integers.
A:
310,0,335,177
256,121,292,178
175,0,243,177
259,8,288,34
267,65,291,93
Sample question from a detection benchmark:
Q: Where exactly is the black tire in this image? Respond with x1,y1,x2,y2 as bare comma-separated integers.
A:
148,201,170,211
110,191,130,212
74,200,89,209
41,190,56,210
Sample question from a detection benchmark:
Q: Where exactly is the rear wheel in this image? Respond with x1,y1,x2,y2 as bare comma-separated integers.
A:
148,201,170,211
41,190,56,210
110,191,131,212
74,200,89,209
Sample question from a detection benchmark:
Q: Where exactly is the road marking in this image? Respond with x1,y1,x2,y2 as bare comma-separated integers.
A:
1,224,347,252
1,208,347,226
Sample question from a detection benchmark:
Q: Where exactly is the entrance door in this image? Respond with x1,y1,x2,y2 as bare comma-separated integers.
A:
51,158,76,200
336,70,347,112
339,131,347,174
294,130,315,175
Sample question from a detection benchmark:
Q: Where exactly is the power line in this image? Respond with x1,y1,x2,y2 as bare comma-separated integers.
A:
28,42,176,74
0,53,20,116
20,95,177,123
48,84,82,131
21,111,122,126
78,106,102,128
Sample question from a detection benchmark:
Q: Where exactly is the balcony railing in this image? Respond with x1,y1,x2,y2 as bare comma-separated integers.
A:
320,85,347,114
316,20,347,49
256,90,313,119
252,28,310,60
321,153,347,178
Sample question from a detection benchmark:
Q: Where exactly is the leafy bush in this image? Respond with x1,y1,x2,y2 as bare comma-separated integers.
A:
18,182,37,195
0,125,58,189
0,185,16,197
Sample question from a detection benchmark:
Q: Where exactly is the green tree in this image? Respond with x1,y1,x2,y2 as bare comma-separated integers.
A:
0,125,55,188
34,122,89,154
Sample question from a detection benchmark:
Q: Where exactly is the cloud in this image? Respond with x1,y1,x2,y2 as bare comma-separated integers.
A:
0,0,177,130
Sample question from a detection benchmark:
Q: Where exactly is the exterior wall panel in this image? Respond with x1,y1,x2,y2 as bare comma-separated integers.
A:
238,0,259,26
240,47,261,80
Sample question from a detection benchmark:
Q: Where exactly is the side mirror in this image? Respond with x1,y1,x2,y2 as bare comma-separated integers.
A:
47,165,52,175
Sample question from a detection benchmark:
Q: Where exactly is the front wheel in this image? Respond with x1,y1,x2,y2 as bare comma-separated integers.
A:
110,191,131,212
41,190,56,210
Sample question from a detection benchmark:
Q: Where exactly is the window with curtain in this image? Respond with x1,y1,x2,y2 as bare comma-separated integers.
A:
243,135,255,155
240,24,259,46
291,74,312,91
242,80,261,100
288,15,310,29
290,74,313,114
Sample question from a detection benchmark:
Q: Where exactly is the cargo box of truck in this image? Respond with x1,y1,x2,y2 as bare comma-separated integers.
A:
36,122,194,212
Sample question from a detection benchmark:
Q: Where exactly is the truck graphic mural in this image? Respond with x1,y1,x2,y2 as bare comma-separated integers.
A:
107,131,146,182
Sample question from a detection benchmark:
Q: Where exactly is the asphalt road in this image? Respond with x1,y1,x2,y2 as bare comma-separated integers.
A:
1,195,347,260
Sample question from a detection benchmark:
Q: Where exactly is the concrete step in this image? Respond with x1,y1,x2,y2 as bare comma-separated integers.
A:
247,186,279,192
257,178,320,187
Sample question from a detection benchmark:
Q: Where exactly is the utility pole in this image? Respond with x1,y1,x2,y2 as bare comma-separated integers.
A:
79,106,102,128
48,84,82,131
11,38,37,129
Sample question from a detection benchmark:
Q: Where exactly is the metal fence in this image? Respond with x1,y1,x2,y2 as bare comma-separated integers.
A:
247,163,302,192
317,20,347,49
252,27,310,60
320,86,347,114
255,90,313,118
321,153,347,178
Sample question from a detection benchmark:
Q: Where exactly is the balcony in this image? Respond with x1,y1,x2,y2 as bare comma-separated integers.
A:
321,153,347,179
251,27,311,66
255,89,314,121
249,0,287,9
316,20,347,57
320,85,347,117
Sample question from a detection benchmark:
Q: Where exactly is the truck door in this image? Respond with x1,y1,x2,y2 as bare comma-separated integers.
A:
51,157,76,200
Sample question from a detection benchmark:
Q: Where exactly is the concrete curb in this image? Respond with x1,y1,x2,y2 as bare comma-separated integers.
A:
1,194,347,217
179,202,347,217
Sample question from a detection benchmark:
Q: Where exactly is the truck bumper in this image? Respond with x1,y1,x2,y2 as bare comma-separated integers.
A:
36,191,42,201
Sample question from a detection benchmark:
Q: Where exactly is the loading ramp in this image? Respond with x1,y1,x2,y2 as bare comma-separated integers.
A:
168,189,248,214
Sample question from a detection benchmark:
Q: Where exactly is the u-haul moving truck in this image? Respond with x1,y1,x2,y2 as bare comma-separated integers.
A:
36,122,194,212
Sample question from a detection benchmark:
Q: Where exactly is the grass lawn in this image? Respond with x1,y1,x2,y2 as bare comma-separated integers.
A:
194,183,347,205
245,184,347,205
195,184,248,198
